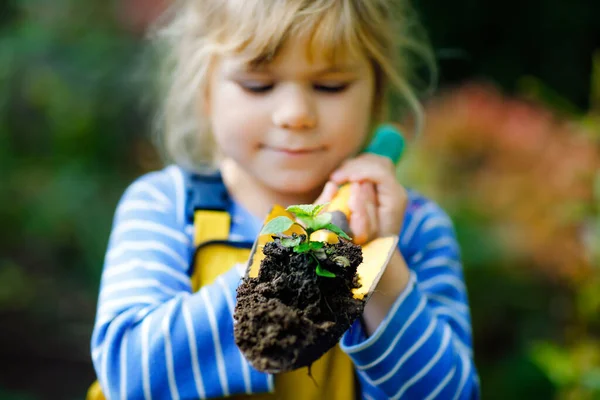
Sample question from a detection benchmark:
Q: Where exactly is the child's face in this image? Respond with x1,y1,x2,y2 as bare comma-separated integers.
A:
205,34,375,196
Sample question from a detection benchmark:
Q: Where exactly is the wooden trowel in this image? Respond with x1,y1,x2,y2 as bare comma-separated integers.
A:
244,125,406,302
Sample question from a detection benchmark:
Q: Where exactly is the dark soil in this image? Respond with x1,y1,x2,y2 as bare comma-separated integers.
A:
234,236,364,373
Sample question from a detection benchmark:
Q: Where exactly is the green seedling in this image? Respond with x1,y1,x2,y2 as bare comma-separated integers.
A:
260,203,352,278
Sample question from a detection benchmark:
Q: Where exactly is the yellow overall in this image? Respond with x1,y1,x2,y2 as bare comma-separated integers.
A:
87,208,356,400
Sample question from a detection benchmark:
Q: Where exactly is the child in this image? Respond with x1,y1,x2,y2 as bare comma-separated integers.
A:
90,0,480,398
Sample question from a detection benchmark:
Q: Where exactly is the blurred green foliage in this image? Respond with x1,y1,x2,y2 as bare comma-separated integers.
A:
1,0,598,399
398,73,599,399
0,1,158,398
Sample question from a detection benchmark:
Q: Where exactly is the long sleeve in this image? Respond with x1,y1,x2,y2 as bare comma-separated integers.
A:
341,192,480,400
90,166,271,399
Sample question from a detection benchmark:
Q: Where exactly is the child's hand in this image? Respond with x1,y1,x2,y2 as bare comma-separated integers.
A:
328,153,408,245
318,153,411,335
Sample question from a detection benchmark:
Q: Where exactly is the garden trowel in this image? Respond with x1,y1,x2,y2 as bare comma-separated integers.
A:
244,125,406,302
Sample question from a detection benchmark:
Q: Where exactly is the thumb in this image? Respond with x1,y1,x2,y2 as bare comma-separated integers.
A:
314,181,338,205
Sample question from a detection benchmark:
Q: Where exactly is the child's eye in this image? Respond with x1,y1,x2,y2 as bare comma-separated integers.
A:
313,83,350,93
239,82,274,94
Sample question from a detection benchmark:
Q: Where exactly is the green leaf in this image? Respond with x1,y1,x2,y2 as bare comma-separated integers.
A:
286,203,329,217
309,241,324,250
307,213,332,231
310,203,330,216
324,223,352,240
286,204,317,217
260,216,294,235
280,235,303,247
294,242,311,253
316,263,336,278
296,215,313,230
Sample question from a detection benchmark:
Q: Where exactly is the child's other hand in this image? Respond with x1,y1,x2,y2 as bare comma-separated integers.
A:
329,154,408,245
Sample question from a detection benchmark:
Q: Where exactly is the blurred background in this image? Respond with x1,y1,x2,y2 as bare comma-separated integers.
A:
0,0,598,399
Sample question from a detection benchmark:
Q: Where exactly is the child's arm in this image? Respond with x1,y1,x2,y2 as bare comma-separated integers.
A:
341,198,479,400
91,167,270,399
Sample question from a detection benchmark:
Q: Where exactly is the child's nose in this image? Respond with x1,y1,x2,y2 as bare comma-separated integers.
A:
272,86,317,130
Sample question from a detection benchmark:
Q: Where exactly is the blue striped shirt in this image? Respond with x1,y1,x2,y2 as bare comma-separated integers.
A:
91,165,480,399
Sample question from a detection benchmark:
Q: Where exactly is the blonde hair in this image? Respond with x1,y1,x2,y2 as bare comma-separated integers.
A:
150,0,435,171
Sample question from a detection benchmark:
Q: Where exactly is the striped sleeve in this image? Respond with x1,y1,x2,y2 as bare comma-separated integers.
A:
341,194,480,400
90,166,271,399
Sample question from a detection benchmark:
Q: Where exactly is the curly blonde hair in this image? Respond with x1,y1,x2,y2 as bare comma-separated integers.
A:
150,0,435,171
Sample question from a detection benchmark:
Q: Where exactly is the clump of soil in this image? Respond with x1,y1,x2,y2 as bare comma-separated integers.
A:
234,236,364,373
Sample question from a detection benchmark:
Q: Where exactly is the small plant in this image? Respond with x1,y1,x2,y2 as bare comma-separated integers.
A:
260,204,351,278
236,203,364,372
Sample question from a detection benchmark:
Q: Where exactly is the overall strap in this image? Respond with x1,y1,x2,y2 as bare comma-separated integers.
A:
183,169,232,245
182,168,253,289
184,169,230,217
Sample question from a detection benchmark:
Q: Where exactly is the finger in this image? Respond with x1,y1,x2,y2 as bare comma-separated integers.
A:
359,182,378,242
349,183,379,245
331,166,396,188
362,182,379,236
314,181,338,205
330,156,396,187
349,182,369,244
335,168,403,207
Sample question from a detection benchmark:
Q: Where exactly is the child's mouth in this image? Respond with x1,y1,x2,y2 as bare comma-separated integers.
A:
263,146,325,157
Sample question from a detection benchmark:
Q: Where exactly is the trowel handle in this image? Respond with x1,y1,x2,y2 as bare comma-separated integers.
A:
326,185,353,218
318,125,406,241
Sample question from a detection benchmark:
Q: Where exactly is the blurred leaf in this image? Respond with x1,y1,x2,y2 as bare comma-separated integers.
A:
581,369,600,391
530,342,577,387
518,76,581,117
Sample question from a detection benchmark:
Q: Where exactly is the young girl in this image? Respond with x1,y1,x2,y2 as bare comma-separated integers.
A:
90,0,480,399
